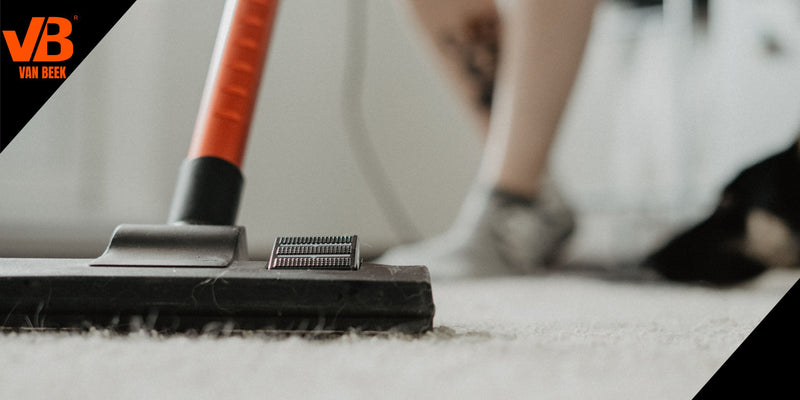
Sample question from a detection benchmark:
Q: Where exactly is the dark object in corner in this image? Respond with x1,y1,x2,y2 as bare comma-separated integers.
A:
646,140,800,285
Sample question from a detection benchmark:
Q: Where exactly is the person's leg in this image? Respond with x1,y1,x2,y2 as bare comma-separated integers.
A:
398,0,499,133
480,0,598,198
381,0,599,279
400,0,598,195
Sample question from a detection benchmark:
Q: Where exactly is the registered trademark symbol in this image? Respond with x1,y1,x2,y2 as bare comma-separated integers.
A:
73,14,79,21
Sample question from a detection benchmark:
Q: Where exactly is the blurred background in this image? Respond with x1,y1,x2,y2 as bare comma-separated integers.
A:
1,0,800,264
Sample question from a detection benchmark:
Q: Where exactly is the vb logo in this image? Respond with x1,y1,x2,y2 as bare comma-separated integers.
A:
2,17,73,62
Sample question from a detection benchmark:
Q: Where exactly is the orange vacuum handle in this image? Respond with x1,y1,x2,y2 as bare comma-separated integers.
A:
168,0,279,225
188,0,279,168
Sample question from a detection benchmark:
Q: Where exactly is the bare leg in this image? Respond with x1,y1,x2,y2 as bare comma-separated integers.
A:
381,0,599,279
400,0,597,197
480,0,599,198
399,0,500,134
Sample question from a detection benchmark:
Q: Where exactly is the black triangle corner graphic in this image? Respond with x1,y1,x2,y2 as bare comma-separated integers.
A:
0,1,136,152
694,277,800,398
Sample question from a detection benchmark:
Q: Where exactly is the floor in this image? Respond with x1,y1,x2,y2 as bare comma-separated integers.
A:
1,268,796,400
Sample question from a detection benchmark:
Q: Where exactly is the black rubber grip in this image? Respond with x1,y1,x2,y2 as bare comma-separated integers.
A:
167,156,243,225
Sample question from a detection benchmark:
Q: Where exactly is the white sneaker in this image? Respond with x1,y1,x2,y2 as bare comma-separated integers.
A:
375,179,575,280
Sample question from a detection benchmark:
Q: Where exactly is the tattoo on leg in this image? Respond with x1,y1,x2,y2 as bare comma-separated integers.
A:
439,12,500,112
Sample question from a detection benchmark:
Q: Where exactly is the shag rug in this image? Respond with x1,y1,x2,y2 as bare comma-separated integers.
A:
1,269,796,400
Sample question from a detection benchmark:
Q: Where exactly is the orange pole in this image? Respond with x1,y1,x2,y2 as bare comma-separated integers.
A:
187,0,279,169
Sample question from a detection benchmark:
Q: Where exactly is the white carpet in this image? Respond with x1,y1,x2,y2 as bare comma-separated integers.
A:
1,269,797,400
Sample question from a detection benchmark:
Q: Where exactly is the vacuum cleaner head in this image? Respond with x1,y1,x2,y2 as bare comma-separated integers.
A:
0,230,434,333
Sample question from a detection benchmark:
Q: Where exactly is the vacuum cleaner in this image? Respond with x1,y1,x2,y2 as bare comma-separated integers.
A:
0,0,435,333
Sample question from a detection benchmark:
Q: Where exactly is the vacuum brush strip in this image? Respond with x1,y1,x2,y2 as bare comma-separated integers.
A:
269,235,360,270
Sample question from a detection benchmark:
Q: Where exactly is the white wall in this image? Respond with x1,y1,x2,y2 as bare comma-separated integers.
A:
1,0,799,262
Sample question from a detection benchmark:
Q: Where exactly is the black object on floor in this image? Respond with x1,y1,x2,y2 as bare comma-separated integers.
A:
0,258,433,333
645,140,800,285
